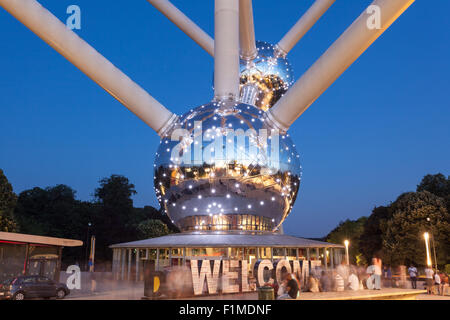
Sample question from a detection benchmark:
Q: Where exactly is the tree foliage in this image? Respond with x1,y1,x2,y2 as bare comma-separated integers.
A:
137,219,170,240
359,206,392,263
11,173,176,265
417,173,450,211
382,191,450,266
326,217,367,265
0,169,19,232
91,175,138,261
327,173,450,268
14,184,95,263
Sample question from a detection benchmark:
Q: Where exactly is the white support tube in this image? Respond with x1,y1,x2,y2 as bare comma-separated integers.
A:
214,0,240,100
147,0,214,56
239,0,257,60
277,0,336,56
268,0,415,131
0,0,176,136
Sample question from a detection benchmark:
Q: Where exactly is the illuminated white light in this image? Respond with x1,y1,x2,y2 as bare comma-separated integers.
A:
198,195,202,199
226,194,231,198
260,201,264,205
247,204,252,209
194,208,198,212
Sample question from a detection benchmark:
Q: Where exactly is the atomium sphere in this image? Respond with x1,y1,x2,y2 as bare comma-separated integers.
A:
239,41,294,111
154,101,301,233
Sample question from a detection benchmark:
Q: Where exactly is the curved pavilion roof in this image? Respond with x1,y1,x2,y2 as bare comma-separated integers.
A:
110,232,343,249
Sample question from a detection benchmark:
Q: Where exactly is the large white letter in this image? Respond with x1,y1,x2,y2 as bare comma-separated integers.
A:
66,5,81,30
190,259,221,295
66,265,81,290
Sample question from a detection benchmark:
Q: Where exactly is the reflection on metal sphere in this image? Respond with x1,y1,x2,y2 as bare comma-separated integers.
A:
239,41,294,111
154,101,301,233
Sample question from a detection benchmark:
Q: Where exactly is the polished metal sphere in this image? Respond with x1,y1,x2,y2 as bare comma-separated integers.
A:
239,41,294,111
154,101,301,233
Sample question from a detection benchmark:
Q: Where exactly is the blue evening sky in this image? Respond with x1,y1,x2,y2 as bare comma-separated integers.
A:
0,1,448,238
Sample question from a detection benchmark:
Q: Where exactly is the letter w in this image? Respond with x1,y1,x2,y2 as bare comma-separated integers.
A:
191,260,221,295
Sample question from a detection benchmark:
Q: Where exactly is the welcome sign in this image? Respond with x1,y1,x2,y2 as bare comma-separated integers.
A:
190,259,322,295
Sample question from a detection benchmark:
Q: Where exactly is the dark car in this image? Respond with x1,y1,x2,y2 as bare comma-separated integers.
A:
0,275,70,300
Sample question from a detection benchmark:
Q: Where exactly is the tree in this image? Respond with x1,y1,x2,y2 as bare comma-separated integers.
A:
417,173,450,212
15,185,81,237
0,169,19,232
92,175,138,261
14,184,95,264
137,219,170,239
382,191,450,267
359,206,392,263
326,217,368,265
134,206,179,233
417,173,449,198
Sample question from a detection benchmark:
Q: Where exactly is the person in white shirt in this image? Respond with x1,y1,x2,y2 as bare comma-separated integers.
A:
424,267,434,294
434,271,441,295
348,268,360,291
408,264,418,289
366,265,375,290
336,261,349,287
372,257,382,290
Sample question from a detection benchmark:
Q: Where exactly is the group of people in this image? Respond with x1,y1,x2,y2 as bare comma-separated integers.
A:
275,259,449,299
409,264,449,295
275,258,385,299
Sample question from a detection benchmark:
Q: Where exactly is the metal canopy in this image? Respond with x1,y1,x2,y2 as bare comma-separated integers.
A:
109,232,343,249
0,231,83,247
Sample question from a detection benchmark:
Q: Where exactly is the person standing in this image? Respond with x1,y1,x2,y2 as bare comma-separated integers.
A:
434,271,441,295
424,266,434,294
408,264,418,289
372,257,382,290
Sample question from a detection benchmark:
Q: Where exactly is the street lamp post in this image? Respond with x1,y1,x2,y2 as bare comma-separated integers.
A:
344,240,350,266
85,222,92,271
423,232,432,267
426,217,438,271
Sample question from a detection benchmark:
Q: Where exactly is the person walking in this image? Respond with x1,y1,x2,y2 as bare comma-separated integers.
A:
424,266,434,294
408,264,418,289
